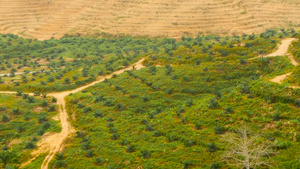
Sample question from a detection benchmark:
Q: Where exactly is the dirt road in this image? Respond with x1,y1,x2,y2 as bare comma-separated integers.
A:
0,38,299,168
39,58,145,169
0,58,145,169
250,38,296,61
266,38,296,57
260,38,299,87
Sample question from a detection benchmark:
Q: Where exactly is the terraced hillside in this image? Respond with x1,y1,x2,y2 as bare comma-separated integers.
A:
1,0,300,40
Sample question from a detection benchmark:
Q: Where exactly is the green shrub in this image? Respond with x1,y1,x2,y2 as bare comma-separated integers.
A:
126,145,135,153
207,143,218,153
214,125,226,134
25,141,36,149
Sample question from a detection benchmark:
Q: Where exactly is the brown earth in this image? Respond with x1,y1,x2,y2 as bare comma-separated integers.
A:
1,0,300,40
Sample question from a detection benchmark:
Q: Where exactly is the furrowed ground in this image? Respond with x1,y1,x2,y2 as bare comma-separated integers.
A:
1,0,300,40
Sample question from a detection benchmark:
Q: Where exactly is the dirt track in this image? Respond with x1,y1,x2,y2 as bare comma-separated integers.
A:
0,58,145,169
261,38,299,88
250,38,296,60
34,40,299,168
0,38,299,168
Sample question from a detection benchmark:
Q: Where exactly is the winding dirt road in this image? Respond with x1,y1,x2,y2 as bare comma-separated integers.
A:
265,38,296,58
262,38,299,87
0,38,299,168
39,58,145,169
249,38,299,87
0,58,145,169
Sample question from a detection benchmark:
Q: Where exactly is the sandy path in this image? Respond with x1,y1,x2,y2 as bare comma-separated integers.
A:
250,38,296,60
0,38,299,167
265,38,296,57
270,73,292,84
0,58,145,169
40,58,145,169
288,54,299,66
258,38,299,88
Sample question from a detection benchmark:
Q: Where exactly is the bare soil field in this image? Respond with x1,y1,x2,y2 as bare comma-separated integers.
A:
1,0,300,40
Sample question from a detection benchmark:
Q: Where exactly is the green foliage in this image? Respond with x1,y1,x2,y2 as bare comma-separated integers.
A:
0,94,60,164
0,30,295,168
0,150,20,167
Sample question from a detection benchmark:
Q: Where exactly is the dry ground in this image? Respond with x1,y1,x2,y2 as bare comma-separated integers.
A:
1,0,300,40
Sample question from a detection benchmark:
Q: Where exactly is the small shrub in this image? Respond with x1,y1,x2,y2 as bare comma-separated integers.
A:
104,100,114,107
120,138,130,146
186,100,193,107
141,149,151,159
296,133,300,142
182,160,192,169
272,111,283,121
25,141,36,149
27,96,35,103
207,143,218,153
195,122,202,130
126,145,135,153
107,117,114,122
2,115,9,122
94,111,103,118
81,142,91,150
48,105,55,112
208,98,220,109
52,97,57,103
12,108,20,115
145,124,154,131
41,100,48,107
295,100,300,107
94,157,105,165
86,150,94,158
214,125,226,134
153,131,163,137
210,161,221,169
111,133,120,140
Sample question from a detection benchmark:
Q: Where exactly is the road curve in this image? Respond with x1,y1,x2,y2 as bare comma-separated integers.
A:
0,58,145,169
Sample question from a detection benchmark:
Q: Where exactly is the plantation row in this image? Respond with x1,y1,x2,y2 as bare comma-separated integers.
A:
0,29,294,93
50,30,299,168
0,29,298,168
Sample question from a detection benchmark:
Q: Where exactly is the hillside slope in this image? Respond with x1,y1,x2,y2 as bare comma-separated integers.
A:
1,0,300,40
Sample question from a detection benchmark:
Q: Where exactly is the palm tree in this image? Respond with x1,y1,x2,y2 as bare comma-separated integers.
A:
0,150,19,167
